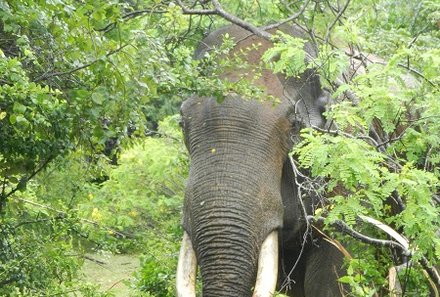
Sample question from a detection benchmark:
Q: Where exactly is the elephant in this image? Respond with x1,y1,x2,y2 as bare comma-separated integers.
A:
176,24,347,297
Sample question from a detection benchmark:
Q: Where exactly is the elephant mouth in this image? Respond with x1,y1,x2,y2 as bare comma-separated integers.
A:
176,230,279,297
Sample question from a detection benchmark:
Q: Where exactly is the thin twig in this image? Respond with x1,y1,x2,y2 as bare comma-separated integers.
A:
324,0,351,43
280,155,312,291
376,127,411,148
175,0,217,14
105,279,126,292
311,125,381,148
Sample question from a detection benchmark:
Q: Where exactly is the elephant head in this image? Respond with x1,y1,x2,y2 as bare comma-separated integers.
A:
176,25,341,297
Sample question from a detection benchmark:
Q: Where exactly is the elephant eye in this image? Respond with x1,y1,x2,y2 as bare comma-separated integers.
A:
179,102,187,129
317,89,332,115
291,119,302,134
318,104,326,116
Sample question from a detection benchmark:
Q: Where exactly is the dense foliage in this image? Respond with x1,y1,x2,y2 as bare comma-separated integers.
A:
0,0,439,296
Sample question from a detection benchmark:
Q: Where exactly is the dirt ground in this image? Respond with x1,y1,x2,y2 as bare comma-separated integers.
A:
82,253,140,296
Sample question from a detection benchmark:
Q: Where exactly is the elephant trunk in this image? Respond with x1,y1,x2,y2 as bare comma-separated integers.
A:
195,193,260,296
178,154,285,295
178,97,287,296
176,230,279,297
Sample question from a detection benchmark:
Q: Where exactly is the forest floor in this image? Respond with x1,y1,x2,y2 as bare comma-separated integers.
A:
82,253,140,296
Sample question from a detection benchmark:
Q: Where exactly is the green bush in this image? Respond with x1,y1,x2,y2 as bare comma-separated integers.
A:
0,196,110,296
0,115,186,296
76,116,188,295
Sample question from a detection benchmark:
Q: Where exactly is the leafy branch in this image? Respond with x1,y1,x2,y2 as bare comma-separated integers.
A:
324,0,351,43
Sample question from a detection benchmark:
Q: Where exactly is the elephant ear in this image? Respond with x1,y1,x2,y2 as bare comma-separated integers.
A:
266,25,330,130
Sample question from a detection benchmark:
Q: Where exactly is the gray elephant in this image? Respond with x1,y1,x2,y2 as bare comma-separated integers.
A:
176,24,346,297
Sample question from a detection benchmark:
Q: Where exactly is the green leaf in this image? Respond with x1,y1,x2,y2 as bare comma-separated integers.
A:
9,114,16,124
91,92,104,105
13,102,26,114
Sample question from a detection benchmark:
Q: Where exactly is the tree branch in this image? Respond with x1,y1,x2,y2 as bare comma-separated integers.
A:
310,216,411,255
376,122,415,149
263,0,311,30
34,44,130,82
175,0,273,40
14,216,66,229
0,155,55,214
433,194,440,205
175,0,217,14
84,255,107,265
96,8,168,32
211,0,272,39
310,216,440,289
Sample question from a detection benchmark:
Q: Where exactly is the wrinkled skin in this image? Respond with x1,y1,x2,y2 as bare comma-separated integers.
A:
180,25,345,297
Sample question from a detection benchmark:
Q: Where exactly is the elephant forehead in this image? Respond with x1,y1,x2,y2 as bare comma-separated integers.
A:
182,97,292,151
195,25,304,104
181,95,290,124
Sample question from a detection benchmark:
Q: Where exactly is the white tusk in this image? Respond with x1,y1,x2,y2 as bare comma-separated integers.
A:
176,231,197,297
358,215,410,252
253,231,279,297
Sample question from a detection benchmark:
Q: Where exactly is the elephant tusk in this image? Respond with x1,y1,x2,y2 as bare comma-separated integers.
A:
253,231,279,297
176,231,197,297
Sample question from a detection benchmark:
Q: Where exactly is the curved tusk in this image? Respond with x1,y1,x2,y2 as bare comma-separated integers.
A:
253,231,279,297
176,231,197,297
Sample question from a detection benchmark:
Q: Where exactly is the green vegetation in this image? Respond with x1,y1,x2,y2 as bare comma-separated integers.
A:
1,0,439,296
